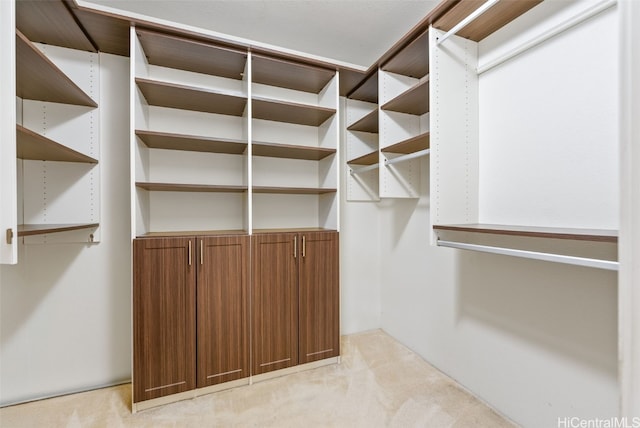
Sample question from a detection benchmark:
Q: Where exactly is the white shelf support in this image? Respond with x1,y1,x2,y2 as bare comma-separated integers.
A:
437,239,619,271
383,149,430,166
349,163,380,175
436,0,500,46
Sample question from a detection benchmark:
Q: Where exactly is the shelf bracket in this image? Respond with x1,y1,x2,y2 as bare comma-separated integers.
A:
437,239,619,271
6,228,13,245
349,163,380,175
383,149,430,166
436,0,500,45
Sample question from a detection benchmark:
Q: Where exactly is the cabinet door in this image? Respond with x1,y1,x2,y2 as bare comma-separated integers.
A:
133,237,196,402
197,235,249,387
298,231,340,364
251,233,299,375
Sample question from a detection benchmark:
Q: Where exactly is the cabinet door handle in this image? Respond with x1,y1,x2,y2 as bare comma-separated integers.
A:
188,240,192,266
302,235,306,258
200,239,203,265
294,236,297,258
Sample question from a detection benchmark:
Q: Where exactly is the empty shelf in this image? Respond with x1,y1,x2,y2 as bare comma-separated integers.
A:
383,132,430,155
136,182,248,193
347,151,378,166
381,78,429,115
252,141,335,160
18,223,99,237
252,186,337,195
346,110,378,133
252,54,335,93
135,130,247,154
17,125,98,163
382,31,430,79
139,229,248,238
348,71,378,103
252,97,336,126
433,224,618,243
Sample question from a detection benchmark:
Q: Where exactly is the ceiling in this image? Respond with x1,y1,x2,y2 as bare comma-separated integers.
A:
80,0,442,70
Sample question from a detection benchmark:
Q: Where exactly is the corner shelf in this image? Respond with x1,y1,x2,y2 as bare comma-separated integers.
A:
347,151,378,166
433,224,618,243
348,71,378,103
17,125,98,163
346,110,378,133
252,141,335,160
135,130,247,154
17,223,99,237
252,186,337,195
135,182,248,193
251,97,335,126
381,31,430,79
16,30,97,107
136,28,247,79
383,132,430,155
252,54,335,93
135,78,247,116
380,78,429,115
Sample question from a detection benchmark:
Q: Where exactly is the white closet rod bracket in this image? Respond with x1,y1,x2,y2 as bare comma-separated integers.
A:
384,149,430,166
349,163,380,175
436,0,500,46
437,239,619,271
477,0,617,74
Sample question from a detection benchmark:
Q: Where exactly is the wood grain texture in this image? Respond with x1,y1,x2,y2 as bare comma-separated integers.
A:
135,182,248,193
137,28,247,79
17,223,98,237
252,141,335,161
380,78,429,115
135,130,247,155
252,54,335,94
68,4,131,56
346,109,378,133
252,97,336,127
433,224,619,243
251,233,299,375
133,238,196,402
197,235,249,387
252,186,337,195
298,231,340,364
347,150,379,166
16,30,97,107
381,30,429,79
17,125,98,163
347,71,378,103
433,0,543,42
135,78,247,116
383,132,430,154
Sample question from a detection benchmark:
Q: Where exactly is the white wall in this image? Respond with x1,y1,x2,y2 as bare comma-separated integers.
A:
0,52,131,406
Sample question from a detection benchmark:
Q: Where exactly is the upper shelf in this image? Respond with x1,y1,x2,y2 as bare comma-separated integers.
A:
252,97,335,126
135,130,247,154
252,54,335,94
16,30,97,107
17,125,98,163
347,71,378,103
433,224,618,243
252,141,335,161
346,109,378,134
433,0,543,42
383,132,430,154
135,78,247,116
136,28,247,80
382,30,429,79
347,151,378,166
381,77,429,115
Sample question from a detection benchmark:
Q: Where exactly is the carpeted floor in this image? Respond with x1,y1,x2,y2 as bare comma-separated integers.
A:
0,330,515,427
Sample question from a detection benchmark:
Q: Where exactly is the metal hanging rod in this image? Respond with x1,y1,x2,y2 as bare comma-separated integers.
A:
436,0,500,46
384,149,430,166
349,163,379,175
477,0,617,74
437,239,619,271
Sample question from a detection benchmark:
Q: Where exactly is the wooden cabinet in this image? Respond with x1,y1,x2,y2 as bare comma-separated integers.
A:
251,231,339,375
133,234,249,403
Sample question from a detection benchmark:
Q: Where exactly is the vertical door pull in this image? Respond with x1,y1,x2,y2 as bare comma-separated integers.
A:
294,236,297,258
200,239,203,265
188,240,192,266
302,235,306,258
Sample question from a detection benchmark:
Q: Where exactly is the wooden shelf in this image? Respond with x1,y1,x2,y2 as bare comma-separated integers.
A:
252,54,335,93
135,78,247,116
346,109,378,133
381,78,429,115
16,30,97,107
253,227,337,234
18,223,99,237
252,141,335,160
382,30,430,79
136,29,247,80
136,182,248,193
348,71,378,103
383,132,430,155
347,151,378,166
433,0,543,42
135,130,247,154
252,97,335,126
253,186,337,195
433,224,618,243
17,125,98,163
138,229,248,238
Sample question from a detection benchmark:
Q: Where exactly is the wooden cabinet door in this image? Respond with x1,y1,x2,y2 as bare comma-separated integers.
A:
251,233,299,375
197,235,249,387
133,237,196,402
298,231,340,364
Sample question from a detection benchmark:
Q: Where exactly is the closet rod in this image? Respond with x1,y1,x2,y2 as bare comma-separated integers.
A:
437,239,619,271
477,0,617,74
384,149,430,166
349,163,379,175
436,0,500,45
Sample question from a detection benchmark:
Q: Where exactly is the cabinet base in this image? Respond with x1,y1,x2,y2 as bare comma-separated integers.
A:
131,356,340,413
